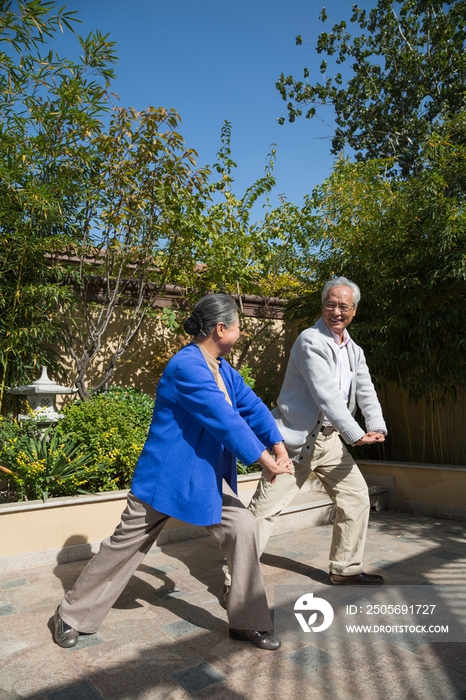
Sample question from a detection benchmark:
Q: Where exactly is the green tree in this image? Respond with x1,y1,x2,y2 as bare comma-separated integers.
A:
198,122,311,301
0,0,117,410
277,0,466,175
122,121,314,400
178,121,314,399
63,106,210,399
287,113,466,406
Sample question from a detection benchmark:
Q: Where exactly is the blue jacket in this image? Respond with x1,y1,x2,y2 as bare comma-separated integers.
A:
131,343,283,526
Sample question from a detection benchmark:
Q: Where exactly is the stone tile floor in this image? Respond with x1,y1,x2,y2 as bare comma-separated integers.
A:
1,510,465,700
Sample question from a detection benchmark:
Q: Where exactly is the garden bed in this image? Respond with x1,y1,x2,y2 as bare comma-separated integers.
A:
0,472,263,574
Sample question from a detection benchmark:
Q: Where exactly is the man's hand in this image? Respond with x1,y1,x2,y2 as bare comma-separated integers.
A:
352,431,386,446
257,449,293,483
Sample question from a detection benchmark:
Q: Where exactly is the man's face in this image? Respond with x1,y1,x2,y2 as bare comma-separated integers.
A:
321,285,356,338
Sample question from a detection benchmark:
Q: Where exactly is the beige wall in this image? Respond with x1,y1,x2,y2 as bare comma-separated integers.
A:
34,279,463,465
0,475,262,560
59,310,184,400
0,494,203,558
57,308,298,404
1,496,127,557
358,461,466,509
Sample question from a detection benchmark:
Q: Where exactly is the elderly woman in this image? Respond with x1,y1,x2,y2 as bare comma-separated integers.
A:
54,294,292,651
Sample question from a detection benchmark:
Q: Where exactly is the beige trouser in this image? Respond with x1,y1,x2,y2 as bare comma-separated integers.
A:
59,481,272,633
247,431,370,576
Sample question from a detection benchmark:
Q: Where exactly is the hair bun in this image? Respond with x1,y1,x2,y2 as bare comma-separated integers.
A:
183,311,204,336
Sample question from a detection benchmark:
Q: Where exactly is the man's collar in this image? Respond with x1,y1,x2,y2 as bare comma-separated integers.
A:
315,317,352,346
332,328,351,347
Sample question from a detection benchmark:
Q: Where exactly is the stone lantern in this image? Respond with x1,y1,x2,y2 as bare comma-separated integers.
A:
7,366,78,423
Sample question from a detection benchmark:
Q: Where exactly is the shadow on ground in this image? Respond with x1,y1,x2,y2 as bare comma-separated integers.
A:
1,510,466,699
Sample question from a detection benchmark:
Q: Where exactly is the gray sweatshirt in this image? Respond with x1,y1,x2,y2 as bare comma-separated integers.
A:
272,317,387,457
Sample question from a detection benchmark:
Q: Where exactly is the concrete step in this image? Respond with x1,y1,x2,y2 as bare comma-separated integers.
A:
271,484,388,537
235,476,388,539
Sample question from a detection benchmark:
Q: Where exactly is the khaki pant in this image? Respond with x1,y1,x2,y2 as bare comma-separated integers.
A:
60,482,272,633
248,431,370,576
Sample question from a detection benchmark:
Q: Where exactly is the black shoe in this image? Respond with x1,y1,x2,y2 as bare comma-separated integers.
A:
54,607,79,648
329,572,384,586
229,628,281,650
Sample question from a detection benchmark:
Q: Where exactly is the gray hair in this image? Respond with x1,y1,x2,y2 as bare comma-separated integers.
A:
183,294,238,337
321,277,361,308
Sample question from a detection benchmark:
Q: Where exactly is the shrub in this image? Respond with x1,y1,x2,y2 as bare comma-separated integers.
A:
0,416,99,501
238,364,256,390
236,459,261,475
99,385,155,427
0,415,39,499
0,414,39,458
56,386,154,491
0,426,98,501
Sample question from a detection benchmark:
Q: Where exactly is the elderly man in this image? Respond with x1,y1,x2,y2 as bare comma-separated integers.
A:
248,276,387,585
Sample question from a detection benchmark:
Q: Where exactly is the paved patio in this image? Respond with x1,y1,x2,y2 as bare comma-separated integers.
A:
1,510,465,700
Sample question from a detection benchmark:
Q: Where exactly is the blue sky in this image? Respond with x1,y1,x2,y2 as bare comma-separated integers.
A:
56,1,372,213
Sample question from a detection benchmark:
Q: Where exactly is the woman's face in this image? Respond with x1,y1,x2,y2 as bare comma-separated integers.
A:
217,314,241,355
